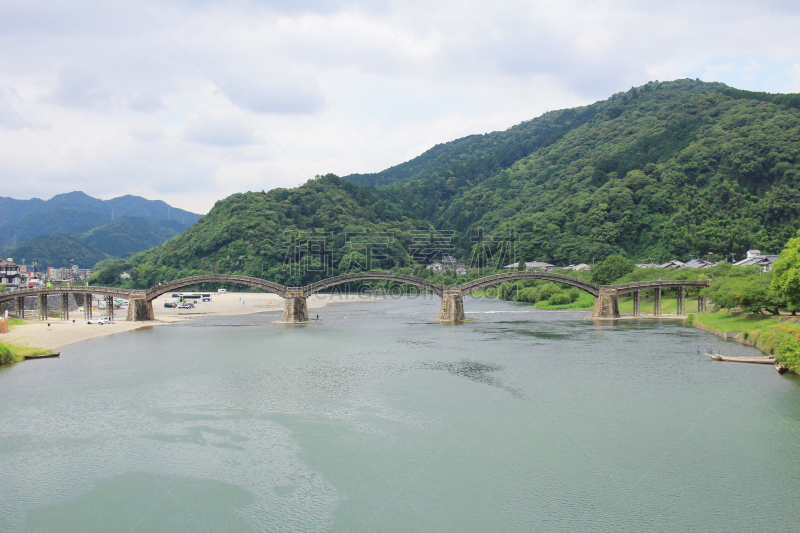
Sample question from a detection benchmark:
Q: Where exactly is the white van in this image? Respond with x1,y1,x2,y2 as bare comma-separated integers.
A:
217,288,227,294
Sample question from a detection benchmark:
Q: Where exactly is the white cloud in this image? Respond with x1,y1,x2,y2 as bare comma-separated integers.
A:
129,126,166,142
786,64,800,92
182,104,265,147
2,0,800,213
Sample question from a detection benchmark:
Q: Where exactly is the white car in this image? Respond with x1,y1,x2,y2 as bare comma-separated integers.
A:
217,289,227,294
87,317,111,325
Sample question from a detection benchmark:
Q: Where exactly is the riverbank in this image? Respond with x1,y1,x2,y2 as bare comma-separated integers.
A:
693,311,800,373
0,292,383,360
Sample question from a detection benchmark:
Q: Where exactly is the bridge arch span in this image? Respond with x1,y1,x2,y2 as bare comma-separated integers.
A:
0,286,142,304
301,272,443,298
460,271,600,297
146,275,288,301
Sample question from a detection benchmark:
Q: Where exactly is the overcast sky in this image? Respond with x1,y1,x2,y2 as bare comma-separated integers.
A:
2,0,800,214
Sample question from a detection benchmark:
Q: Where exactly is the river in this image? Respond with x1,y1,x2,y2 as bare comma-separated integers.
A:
1,295,799,532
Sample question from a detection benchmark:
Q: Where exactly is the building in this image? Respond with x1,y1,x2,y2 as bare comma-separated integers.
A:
503,261,555,271
42,265,93,282
683,258,714,269
655,260,685,269
426,254,470,275
0,259,22,291
733,249,778,272
562,263,590,272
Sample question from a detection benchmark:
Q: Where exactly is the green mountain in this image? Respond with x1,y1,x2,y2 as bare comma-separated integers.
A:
78,216,192,257
94,79,800,288
0,192,203,264
357,79,800,262
6,235,106,270
109,177,429,288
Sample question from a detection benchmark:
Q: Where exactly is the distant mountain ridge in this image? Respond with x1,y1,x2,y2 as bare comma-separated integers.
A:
0,192,203,267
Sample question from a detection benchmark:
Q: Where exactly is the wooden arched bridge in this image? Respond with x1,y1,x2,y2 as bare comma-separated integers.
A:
0,271,709,323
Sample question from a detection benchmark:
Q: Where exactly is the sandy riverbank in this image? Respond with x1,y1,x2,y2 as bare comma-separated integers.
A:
1,292,380,352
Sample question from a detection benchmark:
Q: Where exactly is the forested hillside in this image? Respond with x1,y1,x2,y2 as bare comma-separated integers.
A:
111,176,430,288
373,79,800,262
6,234,106,269
0,191,202,264
93,79,800,288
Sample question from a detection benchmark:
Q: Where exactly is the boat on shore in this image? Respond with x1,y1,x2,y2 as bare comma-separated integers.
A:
24,352,60,360
706,352,775,364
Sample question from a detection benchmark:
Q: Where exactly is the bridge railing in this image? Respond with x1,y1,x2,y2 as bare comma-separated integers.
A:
0,286,145,302
144,274,289,299
299,271,443,296
606,280,709,291
300,270,442,293
461,271,600,293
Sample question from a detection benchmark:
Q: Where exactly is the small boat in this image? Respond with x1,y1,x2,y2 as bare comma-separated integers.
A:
24,352,60,360
706,352,775,364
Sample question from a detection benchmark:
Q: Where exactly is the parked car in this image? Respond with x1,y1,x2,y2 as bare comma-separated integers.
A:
202,297,212,302
87,317,111,325
178,302,195,309
217,289,227,294
164,302,177,308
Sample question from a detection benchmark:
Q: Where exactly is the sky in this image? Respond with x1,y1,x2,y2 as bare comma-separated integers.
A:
2,0,800,214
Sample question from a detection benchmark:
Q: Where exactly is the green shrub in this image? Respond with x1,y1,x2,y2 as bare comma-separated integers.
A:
568,288,581,302
548,293,571,305
534,283,562,302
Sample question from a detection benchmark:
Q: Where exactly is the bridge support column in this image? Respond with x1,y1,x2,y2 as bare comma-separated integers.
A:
61,293,69,321
127,297,154,321
105,296,114,322
632,291,640,317
282,291,309,323
37,294,48,321
439,290,465,323
698,294,706,312
676,287,685,315
654,288,662,317
16,297,24,319
592,289,620,318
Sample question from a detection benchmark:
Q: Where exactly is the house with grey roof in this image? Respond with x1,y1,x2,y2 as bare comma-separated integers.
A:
733,249,779,272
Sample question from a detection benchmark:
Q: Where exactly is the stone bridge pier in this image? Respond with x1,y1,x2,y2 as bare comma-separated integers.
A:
592,289,620,318
282,291,309,323
127,296,154,321
37,294,48,321
60,293,70,321
439,289,465,323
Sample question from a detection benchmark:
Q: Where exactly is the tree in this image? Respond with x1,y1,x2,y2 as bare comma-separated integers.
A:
568,287,581,302
517,258,526,272
591,255,635,285
771,230,800,314
90,262,127,286
706,269,786,314
548,293,571,305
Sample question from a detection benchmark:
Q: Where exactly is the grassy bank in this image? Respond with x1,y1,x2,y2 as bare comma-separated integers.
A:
0,342,51,366
534,293,595,310
694,311,800,373
1,319,52,365
617,294,703,315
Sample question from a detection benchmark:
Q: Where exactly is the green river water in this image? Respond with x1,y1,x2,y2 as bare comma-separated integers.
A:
1,295,800,532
